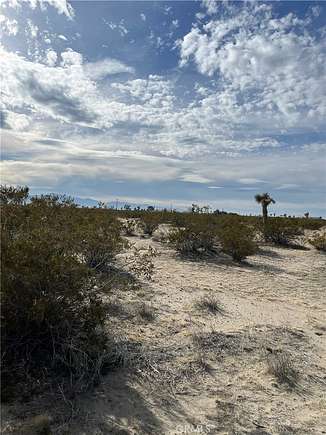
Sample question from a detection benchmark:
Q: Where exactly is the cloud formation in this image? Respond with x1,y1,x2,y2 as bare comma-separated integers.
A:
1,0,74,19
179,3,326,132
1,0,325,215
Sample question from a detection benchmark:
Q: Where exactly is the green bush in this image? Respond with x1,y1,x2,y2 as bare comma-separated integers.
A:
140,213,161,236
1,186,125,401
219,220,258,262
263,218,303,246
169,224,217,256
122,218,138,236
309,233,326,252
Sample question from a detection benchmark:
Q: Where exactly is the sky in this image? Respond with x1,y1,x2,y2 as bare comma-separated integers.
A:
1,0,325,215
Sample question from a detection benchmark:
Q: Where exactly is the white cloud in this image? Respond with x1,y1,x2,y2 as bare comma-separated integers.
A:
58,34,68,41
179,3,326,131
61,48,82,66
201,0,218,15
180,173,212,184
111,75,175,109
2,111,30,130
0,0,74,19
140,13,146,21
83,59,134,80
104,19,128,37
26,19,38,38
276,184,300,190
238,178,266,185
45,49,57,66
0,14,18,36
311,5,322,18
44,0,74,18
2,129,325,216
0,46,137,130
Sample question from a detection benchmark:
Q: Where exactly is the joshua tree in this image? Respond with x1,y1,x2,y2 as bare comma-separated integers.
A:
255,193,275,225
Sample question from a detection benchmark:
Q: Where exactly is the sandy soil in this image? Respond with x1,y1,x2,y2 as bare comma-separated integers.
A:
2,235,326,435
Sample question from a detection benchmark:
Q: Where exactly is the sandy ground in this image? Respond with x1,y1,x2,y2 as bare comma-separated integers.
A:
2,235,326,434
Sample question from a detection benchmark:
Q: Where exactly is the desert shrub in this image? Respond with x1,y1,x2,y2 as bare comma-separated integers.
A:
1,187,124,401
140,213,162,236
195,295,225,315
168,212,187,228
267,352,299,388
299,218,326,231
136,303,156,322
309,233,326,252
78,211,125,270
122,218,138,236
263,218,303,246
169,224,217,256
218,220,258,261
125,245,157,280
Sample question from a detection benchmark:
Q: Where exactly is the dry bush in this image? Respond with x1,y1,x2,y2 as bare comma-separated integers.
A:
124,245,157,280
135,303,156,322
299,218,326,230
193,331,243,357
195,295,225,315
122,218,138,236
194,352,214,373
309,232,326,252
152,224,174,243
140,214,161,236
169,225,217,256
263,218,303,246
267,352,299,388
1,186,125,401
219,220,258,261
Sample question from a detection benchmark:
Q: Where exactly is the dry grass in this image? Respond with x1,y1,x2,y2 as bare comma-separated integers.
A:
195,295,226,315
193,331,243,356
267,352,299,388
136,303,157,322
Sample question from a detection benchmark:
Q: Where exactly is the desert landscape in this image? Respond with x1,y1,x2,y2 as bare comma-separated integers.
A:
1,0,326,433
1,190,326,434
69,233,326,435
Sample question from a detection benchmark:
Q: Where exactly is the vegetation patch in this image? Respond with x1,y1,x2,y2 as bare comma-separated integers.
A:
218,219,258,261
1,186,125,401
135,303,157,322
267,352,299,389
263,218,303,246
195,295,225,315
168,224,218,256
193,331,246,357
309,233,326,252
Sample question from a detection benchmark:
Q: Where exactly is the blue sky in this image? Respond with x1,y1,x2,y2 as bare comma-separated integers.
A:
1,0,325,215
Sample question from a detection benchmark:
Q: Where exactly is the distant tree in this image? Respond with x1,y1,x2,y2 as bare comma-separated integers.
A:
0,185,29,205
124,204,131,210
255,193,275,226
304,212,309,219
97,201,107,209
147,205,155,212
191,203,199,213
202,205,211,214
